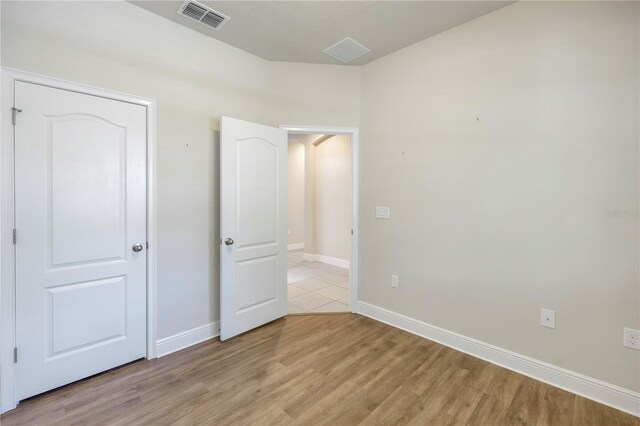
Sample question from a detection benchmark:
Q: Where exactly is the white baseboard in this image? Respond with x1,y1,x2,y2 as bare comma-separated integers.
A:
288,243,304,251
314,254,350,269
1,401,16,414
358,301,640,417
303,253,349,269
156,321,220,357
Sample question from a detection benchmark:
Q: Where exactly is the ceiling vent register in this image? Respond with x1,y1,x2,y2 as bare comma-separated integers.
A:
323,37,371,63
177,1,230,31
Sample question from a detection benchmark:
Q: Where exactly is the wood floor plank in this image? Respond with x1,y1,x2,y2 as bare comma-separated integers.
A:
535,383,575,426
466,393,510,425
502,379,544,425
357,385,422,426
1,314,637,426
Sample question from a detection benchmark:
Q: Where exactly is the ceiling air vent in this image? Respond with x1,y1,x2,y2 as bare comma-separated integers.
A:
323,37,371,64
177,1,230,31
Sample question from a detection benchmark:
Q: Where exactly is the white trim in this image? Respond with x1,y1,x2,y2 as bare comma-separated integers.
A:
0,68,17,414
156,321,220,358
280,125,359,314
288,243,304,251
0,68,158,413
302,253,350,269
358,301,640,417
146,84,158,361
314,254,349,269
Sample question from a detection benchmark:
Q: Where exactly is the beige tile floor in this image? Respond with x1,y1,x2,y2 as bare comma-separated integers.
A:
287,249,350,313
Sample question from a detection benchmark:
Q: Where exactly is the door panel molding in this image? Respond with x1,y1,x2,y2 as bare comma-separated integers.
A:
0,68,157,413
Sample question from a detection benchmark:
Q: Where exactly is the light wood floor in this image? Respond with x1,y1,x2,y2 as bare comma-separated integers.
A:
1,314,637,425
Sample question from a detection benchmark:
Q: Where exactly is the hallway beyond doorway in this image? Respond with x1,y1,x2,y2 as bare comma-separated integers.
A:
287,249,350,313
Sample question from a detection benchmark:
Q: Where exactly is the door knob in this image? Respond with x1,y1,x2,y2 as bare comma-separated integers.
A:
225,238,234,246
132,243,144,252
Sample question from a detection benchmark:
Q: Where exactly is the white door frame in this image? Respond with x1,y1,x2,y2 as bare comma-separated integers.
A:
0,68,157,413
279,125,359,314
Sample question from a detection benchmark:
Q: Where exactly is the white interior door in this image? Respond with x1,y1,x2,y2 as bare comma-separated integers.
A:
220,117,287,340
14,82,147,400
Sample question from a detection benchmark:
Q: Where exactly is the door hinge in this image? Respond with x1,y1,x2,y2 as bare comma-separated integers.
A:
12,228,16,244
351,229,354,235
13,347,17,363
11,107,22,125
146,242,149,250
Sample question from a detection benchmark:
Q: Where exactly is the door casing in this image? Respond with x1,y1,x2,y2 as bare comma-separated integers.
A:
0,68,158,413
279,125,359,314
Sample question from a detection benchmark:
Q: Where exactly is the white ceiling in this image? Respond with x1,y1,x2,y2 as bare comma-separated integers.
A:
129,1,513,65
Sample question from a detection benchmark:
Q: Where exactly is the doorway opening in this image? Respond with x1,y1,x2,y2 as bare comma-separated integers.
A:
281,126,359,314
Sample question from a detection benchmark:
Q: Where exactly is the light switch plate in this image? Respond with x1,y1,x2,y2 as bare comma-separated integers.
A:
540,308,556,329
376,207,391,219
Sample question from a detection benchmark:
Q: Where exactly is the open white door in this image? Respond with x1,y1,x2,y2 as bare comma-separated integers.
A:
220,117,288,340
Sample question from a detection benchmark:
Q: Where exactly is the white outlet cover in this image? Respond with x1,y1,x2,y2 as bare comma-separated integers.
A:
391,275,399,288
623,328,640,350
376,207,391,219
540,308,556,329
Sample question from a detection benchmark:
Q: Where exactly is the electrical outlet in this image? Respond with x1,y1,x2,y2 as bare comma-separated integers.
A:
288,229,291,235
376,207,391,219
540,308,555,329
623,328,640,350
391,275,399,288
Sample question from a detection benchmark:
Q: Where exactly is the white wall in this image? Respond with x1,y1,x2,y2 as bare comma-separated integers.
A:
287,141,305,246
0,0,361,340
360,1,639,392
315,135,351,261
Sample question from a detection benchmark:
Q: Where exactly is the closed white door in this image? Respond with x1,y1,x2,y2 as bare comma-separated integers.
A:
220,117,287,340
14,82,147,400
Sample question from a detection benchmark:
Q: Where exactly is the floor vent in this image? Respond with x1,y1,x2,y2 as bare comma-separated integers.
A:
323,37,371,64
177,1,230,31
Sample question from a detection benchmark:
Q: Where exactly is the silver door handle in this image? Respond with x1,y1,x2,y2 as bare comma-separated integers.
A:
224,238,234,246
132,243,144,252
